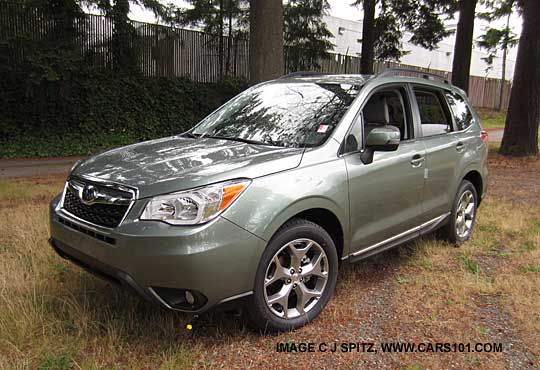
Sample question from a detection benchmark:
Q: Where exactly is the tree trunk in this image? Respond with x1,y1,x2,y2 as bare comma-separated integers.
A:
498,12,511,112
360,0,376,74
500,0,540,157
451,0,477,93
249,0,284,84
226,0,233,76
218,0,224,80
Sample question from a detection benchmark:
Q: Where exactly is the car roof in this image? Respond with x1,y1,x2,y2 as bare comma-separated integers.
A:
276,70,467,97
276,73,371,85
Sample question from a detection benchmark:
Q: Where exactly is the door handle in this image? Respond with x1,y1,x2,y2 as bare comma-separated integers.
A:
411,154,425,168
456,141,465,152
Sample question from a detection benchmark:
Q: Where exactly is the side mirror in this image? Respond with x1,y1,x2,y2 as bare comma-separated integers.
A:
360,126,401,164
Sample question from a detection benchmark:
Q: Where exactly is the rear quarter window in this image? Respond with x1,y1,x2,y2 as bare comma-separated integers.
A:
445,91,474,131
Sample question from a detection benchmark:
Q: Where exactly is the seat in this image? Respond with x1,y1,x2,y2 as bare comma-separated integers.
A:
386,96,406,140
363,95,389,137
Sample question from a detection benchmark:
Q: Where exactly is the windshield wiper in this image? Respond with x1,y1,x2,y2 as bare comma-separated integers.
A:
205,135,279,147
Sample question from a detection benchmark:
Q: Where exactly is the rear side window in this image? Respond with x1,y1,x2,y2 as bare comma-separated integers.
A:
445,91,474,131
414,89,453,137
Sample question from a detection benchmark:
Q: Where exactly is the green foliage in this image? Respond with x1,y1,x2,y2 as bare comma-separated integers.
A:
0,71,245,158
353,0,453,62
177,0,248,38
476,0,519,73
0,0,244,158
519,265,540,273
373,4,407,61
85,0,174,73
175,0,248,78
284,0,334,71
457,254,481,274
477,109,506,129
38,354,72,370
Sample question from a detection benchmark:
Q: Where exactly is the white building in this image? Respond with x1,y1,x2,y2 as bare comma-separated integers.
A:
324,15,516,80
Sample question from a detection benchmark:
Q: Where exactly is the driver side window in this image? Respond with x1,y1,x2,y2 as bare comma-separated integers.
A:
344,87,410,154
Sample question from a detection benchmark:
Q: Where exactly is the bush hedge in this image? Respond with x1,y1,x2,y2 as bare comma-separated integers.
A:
0,71,245,158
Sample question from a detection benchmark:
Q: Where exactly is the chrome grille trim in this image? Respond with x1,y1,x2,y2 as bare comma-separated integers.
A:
58,176,138,229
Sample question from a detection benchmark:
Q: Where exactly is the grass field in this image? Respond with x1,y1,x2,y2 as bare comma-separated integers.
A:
477,109,506,130
0,150,539,369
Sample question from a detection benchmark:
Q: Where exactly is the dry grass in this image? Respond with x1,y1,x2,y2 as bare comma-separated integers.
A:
0,155,539,369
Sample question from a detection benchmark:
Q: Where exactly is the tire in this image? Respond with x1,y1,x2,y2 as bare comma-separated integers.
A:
440,180,478,246
246,218,338,332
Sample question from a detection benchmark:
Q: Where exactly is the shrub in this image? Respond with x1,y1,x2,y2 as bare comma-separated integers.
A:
0,71,245,158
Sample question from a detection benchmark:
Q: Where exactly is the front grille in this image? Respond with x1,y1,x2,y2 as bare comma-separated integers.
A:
62,183,131,228
58,216,116,245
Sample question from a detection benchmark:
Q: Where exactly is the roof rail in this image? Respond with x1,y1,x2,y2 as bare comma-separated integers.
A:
377,68,450,84
279,71,328,79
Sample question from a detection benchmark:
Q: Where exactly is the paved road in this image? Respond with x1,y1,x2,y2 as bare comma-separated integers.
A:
0,129,506,179
0,157,84,179
487,128,503,143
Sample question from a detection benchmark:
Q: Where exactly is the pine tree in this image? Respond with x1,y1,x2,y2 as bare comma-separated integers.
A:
500,0,540,156
476,0,518,111
353,0,452,74
451,0,478,93
284,0,334,72
85,0,172,72
175,0,248,78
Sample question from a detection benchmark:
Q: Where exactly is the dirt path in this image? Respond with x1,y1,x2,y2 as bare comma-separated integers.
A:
0,157,83,179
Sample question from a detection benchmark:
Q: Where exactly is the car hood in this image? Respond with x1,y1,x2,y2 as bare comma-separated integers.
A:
72,136,304,198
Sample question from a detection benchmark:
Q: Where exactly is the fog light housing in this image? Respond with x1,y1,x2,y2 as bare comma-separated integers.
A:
151,287,207,311
185,290,195,305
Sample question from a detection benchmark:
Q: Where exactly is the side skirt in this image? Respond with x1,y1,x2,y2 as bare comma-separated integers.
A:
345,213,450,264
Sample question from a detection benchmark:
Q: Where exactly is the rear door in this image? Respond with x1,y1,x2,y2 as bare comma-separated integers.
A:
410,84,461,222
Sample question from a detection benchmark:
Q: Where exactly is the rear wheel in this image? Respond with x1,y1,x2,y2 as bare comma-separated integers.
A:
440,180,478,246
246,219,338,332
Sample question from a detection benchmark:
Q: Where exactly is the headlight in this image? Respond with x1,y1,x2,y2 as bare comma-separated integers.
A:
140,179,250,225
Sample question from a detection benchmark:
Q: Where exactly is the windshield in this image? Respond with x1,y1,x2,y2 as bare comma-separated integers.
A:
191,82,360,148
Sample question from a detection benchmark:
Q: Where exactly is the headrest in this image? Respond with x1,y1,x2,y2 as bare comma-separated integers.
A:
363,96,389,125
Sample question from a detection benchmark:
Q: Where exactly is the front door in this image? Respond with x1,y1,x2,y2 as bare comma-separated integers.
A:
345,141,426,254
343,85,426,255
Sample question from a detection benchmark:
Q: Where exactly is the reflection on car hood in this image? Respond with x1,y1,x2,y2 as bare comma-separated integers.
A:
72,136,304,198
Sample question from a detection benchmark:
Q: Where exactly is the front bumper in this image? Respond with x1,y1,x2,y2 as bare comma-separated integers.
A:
49,194,266,313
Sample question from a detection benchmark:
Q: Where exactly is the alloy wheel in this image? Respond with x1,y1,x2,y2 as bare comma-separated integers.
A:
263,238,329,319
455,189,475,239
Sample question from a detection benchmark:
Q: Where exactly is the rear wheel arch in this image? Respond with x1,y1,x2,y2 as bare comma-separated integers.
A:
462,170,483,205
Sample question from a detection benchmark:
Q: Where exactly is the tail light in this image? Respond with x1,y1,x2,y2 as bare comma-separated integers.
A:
481,130,488,142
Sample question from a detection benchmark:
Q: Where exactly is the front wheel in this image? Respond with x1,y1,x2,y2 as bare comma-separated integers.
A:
440,180,478,246
246,219,338,332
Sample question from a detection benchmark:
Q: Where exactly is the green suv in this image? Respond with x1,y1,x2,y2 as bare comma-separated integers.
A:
49,70,488,331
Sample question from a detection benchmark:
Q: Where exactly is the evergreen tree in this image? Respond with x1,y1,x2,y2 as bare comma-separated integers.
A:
284,0,334,72
451,0,478,93
353,0,452,74
500,0,539,156
476,0,518,110
84,0,172,72
175,0,248,78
